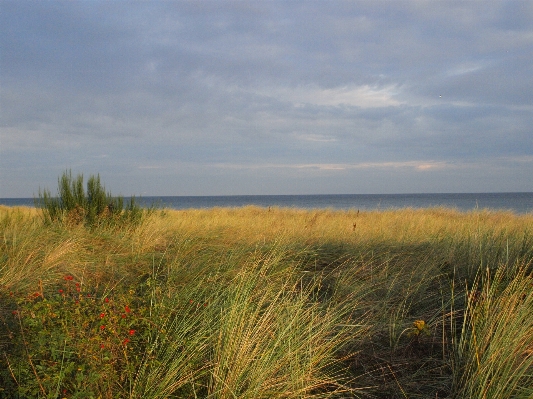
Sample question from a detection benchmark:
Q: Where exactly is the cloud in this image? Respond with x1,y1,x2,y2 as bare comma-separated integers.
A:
262,84,402,108
210,160,454,172
446,61,489,77
1,0,532,197
294,133,337,143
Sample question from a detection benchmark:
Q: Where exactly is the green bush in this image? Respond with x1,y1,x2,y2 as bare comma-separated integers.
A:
36,171,143,227
1,275,153,398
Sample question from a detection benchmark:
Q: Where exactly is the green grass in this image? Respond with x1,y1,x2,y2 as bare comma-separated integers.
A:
0,205,532,398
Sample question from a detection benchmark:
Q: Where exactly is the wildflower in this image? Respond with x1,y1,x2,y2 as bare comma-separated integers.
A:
124,305,131,313
104,297,110,303
121,314,127,319
75,282,80,287
100,313,105,318
100,325,106,330
59,289,64,294
411,320,430,337
122,338,130,345
11,310,18,316
413,320,426,331
100,344,105,349
64,275,74,281
129,329,135,336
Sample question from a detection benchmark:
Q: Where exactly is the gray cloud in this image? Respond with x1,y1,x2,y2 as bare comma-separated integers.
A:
1,0,532,196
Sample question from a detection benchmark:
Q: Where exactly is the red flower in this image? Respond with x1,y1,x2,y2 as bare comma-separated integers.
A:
100,325,106,330
64,275,74,281
124,305,131,313
75,282,80,287
129,329,135,336
122,338,130,345
11,310,18,315
59,289,64,294
100,344,105,349
104,297,110,303
100,313,105,318
121,314,127,319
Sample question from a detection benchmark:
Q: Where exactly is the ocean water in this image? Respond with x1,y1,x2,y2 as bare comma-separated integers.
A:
2,193,533,214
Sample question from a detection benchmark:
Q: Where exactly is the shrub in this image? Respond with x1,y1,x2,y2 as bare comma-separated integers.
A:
36,171,143,227
0,275,152,398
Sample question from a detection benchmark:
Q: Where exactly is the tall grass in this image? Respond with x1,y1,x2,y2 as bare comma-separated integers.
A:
206,248,364,399
1,205,532,398
454,264,533,399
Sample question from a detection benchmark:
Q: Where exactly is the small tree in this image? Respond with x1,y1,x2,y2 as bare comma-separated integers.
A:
37,170,142,227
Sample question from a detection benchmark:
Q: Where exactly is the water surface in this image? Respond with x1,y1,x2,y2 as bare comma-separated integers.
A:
3,193,532,214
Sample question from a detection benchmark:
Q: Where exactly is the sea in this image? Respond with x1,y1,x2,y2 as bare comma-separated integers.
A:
1,192,533,214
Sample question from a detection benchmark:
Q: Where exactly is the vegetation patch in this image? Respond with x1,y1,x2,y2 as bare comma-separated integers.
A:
36,170,144,228
1,176,532,397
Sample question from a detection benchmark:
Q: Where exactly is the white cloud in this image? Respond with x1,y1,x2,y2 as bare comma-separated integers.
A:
211,160,453,171
446,61,488,77
264,84,402,108
294,133,337,142
194,73,401,109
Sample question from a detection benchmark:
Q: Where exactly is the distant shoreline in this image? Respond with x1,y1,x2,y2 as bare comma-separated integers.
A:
3,192,532,214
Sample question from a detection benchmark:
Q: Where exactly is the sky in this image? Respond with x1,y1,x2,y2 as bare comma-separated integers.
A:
1,0,532,197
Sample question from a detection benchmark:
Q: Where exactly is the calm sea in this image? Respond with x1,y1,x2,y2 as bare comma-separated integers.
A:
2,193,533,214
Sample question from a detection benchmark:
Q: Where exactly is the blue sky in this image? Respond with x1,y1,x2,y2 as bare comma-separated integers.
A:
1,0,532,197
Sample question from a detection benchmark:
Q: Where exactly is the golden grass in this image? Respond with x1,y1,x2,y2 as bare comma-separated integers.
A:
158,206,531,244
1,205,532,398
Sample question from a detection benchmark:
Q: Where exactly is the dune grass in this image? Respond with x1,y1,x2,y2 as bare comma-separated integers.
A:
0,204,532,398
